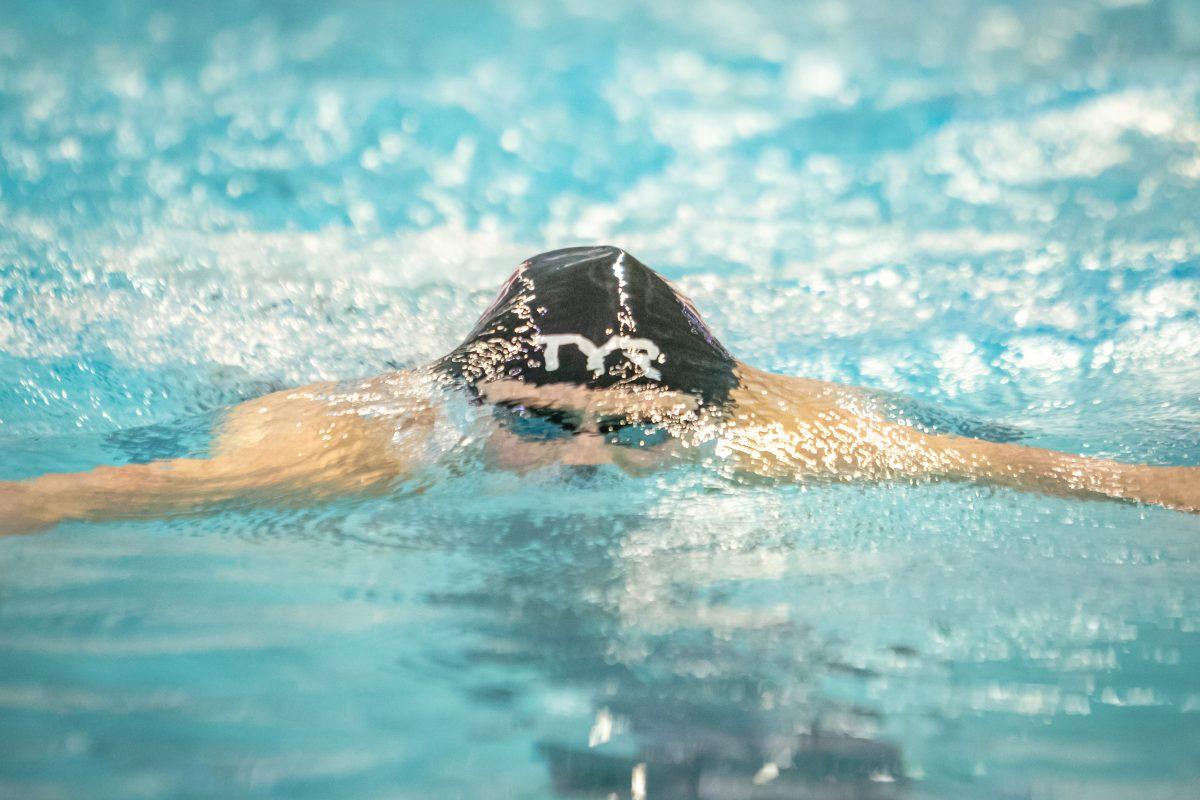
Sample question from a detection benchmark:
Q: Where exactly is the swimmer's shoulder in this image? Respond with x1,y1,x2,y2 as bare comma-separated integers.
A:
213,369,435,462
729,362,863,420
215,379,340,450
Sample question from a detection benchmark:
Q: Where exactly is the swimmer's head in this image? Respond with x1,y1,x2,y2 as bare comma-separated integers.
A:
435,246,739,406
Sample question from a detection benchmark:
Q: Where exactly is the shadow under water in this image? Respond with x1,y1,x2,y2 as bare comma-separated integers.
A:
413,496,907,800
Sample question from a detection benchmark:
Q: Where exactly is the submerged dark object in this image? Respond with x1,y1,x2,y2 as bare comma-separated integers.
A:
436,246,739,405
538,729,903,799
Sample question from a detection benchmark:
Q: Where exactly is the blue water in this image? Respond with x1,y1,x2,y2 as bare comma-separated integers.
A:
2,0,1199,797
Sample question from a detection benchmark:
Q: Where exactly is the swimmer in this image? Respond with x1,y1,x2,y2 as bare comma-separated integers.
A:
1,245,1197,534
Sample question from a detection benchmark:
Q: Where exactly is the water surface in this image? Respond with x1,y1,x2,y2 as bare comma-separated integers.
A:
2,1,1199,798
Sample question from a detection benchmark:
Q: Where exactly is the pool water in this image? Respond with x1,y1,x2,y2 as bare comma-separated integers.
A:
2,1,1199,797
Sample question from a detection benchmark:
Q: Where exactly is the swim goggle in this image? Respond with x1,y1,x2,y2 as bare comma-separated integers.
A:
491,402,673,448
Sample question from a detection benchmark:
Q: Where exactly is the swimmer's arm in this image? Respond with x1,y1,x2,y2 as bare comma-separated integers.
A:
0,376,431,535
727,368,1199,513
725,411,1198,512
880,425,1199,512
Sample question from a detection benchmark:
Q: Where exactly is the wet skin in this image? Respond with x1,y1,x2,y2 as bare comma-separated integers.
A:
1,362,1198,536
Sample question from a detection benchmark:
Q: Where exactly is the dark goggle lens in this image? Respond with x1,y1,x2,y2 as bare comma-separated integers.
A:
493,404,577,441
493,404,673,448
600,419,672,448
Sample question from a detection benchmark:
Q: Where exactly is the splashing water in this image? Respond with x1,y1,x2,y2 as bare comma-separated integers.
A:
1,1,1199,798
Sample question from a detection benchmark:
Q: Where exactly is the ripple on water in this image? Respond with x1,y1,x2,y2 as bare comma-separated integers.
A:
1,1,1199,798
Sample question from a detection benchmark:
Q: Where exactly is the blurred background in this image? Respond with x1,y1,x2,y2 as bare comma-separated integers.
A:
1,1,1199,799
2,0,1198,456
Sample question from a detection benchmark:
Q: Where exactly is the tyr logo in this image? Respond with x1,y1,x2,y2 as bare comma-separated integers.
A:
535,334,663,381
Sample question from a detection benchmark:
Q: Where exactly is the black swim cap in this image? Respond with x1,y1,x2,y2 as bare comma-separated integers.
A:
436,246,738,405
